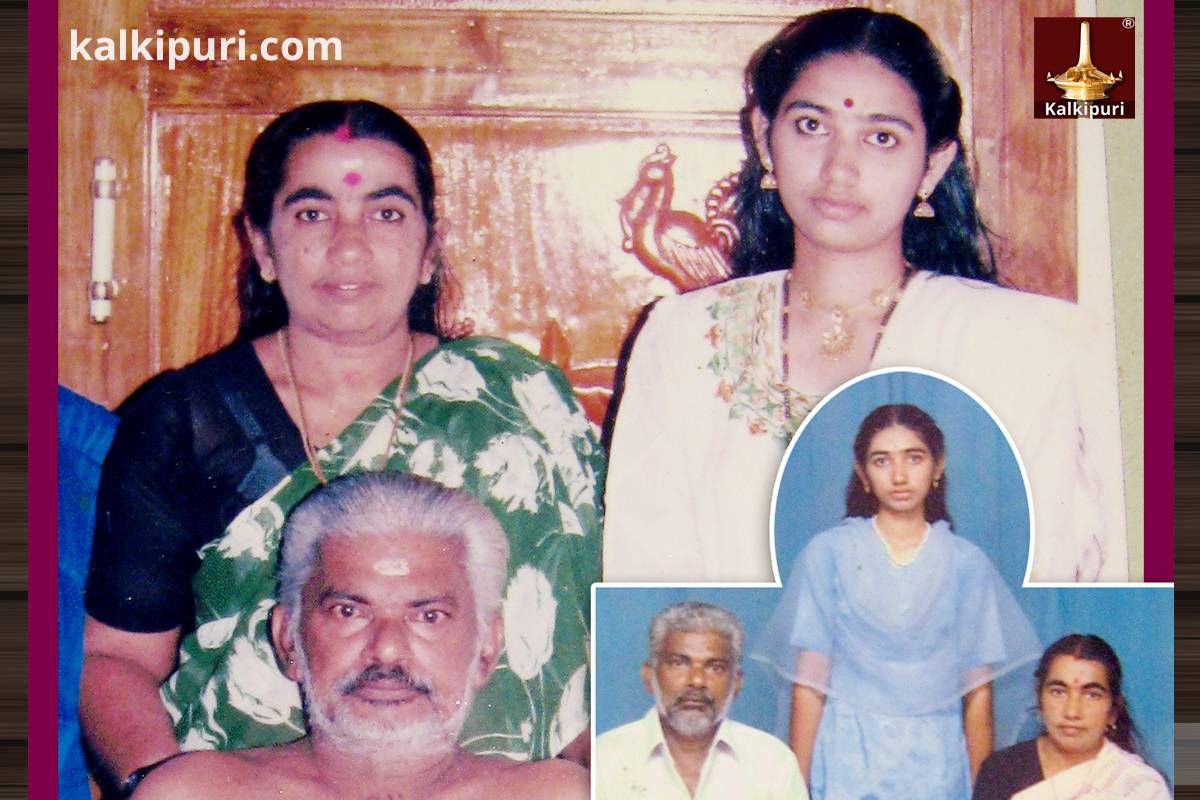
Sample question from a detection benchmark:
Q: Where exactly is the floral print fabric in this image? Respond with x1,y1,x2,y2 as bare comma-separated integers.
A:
703,276,818,441
160,337,603,761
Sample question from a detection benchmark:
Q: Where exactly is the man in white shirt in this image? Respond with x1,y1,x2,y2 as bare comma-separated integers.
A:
595,601,808,799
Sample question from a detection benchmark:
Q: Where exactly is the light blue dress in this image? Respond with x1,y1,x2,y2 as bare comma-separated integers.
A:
752,517,1039,800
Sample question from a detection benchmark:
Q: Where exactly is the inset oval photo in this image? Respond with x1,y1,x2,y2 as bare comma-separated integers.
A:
760,368,1039,798
770,366,1032,593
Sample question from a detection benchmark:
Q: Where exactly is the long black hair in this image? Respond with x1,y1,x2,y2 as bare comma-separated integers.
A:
1035,634,1141,756
236,99,442,340
845,403,950,525
731,8,996,281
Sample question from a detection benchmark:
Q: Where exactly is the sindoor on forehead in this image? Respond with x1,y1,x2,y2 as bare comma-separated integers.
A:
58,0,1075,419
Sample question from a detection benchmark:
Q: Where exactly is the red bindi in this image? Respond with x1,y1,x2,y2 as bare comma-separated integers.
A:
843,98,854,108
333,123,352,141
343,172,361,186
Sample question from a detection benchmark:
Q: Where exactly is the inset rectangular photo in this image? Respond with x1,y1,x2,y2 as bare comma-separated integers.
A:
592,584,1172,799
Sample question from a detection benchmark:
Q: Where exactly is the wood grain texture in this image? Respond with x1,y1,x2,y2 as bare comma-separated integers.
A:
152,0,839,16
970,0,1077,299
145,10,791,114
1181,152,1200,295
60,0,1083,412
1178,304,1200,446
1177,0,1198,751
0,0,26,794
57,0,156,407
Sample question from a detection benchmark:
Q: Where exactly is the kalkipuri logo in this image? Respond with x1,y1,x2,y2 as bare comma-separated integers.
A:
1034,17,1135,120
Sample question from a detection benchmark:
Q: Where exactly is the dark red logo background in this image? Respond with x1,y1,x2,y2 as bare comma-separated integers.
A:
1033,17,1135,119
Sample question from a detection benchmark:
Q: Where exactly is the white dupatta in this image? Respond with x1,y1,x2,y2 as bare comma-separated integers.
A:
1014,740,1169,800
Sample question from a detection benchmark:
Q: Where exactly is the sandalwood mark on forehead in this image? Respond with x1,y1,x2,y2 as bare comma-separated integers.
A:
333,122,352,141
843,97,855,108
343,172,362,186
373,559,410,576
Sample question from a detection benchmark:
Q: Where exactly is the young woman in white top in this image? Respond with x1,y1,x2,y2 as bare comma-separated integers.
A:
603,7,1125,584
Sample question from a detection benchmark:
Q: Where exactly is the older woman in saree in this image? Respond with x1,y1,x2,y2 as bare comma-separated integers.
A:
973,635,1169,800
80,100,602,792
603,7,1126,583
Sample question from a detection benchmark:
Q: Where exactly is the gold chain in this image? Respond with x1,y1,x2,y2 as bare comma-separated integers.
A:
781,266,913,420
277,329,416,484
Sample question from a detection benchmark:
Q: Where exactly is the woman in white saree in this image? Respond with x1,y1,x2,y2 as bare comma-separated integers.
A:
973,634,1169,800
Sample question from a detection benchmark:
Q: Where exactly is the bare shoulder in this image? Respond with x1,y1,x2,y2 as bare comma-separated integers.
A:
132,747,292,799
479,756,588,800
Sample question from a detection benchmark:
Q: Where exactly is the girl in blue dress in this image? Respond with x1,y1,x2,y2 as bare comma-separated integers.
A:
754,404,1038,800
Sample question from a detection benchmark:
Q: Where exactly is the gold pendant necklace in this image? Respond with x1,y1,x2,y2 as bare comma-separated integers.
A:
277,329,416,484
780,266,913,419
790,271,908,359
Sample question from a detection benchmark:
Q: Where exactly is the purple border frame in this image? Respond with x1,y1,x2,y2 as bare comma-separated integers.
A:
28,2,1175,793
1142,3,1173,582
31,0,60,795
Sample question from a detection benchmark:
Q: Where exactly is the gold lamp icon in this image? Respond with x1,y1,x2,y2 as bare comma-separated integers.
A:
1046,21,1123,100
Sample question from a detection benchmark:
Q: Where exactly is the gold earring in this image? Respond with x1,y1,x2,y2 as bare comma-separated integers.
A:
760,167,778,190
863,484,871,494
933,477,941,489
913,190,935,219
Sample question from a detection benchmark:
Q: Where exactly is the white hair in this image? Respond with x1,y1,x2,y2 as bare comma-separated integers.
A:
649,601,744,670
277,472,509,632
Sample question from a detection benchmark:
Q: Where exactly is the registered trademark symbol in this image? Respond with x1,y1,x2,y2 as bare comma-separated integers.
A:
1122,18,1135,29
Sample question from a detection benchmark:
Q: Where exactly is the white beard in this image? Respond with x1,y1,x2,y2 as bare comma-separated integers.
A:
296,642,479,758
651,674,733,739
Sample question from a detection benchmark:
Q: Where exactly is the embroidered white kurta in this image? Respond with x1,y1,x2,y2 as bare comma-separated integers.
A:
603,271,1127,583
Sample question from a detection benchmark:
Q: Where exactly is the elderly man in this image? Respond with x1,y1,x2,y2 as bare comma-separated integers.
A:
133,472,586,799
595,601,808,799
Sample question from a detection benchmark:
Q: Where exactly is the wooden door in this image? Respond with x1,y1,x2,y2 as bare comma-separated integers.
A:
58,0,1074,420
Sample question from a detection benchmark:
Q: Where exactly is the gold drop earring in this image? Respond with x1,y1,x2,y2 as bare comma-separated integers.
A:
913,189,935,219
761,164,778,190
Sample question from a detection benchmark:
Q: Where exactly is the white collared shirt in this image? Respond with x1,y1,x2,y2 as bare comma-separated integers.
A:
595,708,809,800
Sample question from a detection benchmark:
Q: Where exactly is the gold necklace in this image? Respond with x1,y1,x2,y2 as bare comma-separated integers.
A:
788,269,909,358
780,266,912,420
277,329,416,484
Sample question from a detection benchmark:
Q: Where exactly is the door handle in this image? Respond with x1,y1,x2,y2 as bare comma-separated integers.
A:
90,157,118,323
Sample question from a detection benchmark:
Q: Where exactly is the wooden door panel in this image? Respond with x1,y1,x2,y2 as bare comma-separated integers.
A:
149,112,748,371
60,0,1079,412
970,0,1077,299
151,115,255,368
146,10,783,114
427,123,748,359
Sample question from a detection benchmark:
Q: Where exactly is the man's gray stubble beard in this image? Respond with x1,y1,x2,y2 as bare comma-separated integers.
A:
650,672,733,739
295,636,480,758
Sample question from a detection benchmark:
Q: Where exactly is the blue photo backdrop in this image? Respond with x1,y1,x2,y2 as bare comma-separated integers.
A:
771,368,1030,587
594,371,1173,782
594,587,1173,783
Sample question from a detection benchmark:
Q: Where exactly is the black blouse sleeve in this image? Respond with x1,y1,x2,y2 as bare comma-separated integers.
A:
84,342,304,634
972,740,1043,800
85,370,204,633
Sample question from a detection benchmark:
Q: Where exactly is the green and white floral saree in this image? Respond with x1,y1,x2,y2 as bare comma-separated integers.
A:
160,337,603,761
